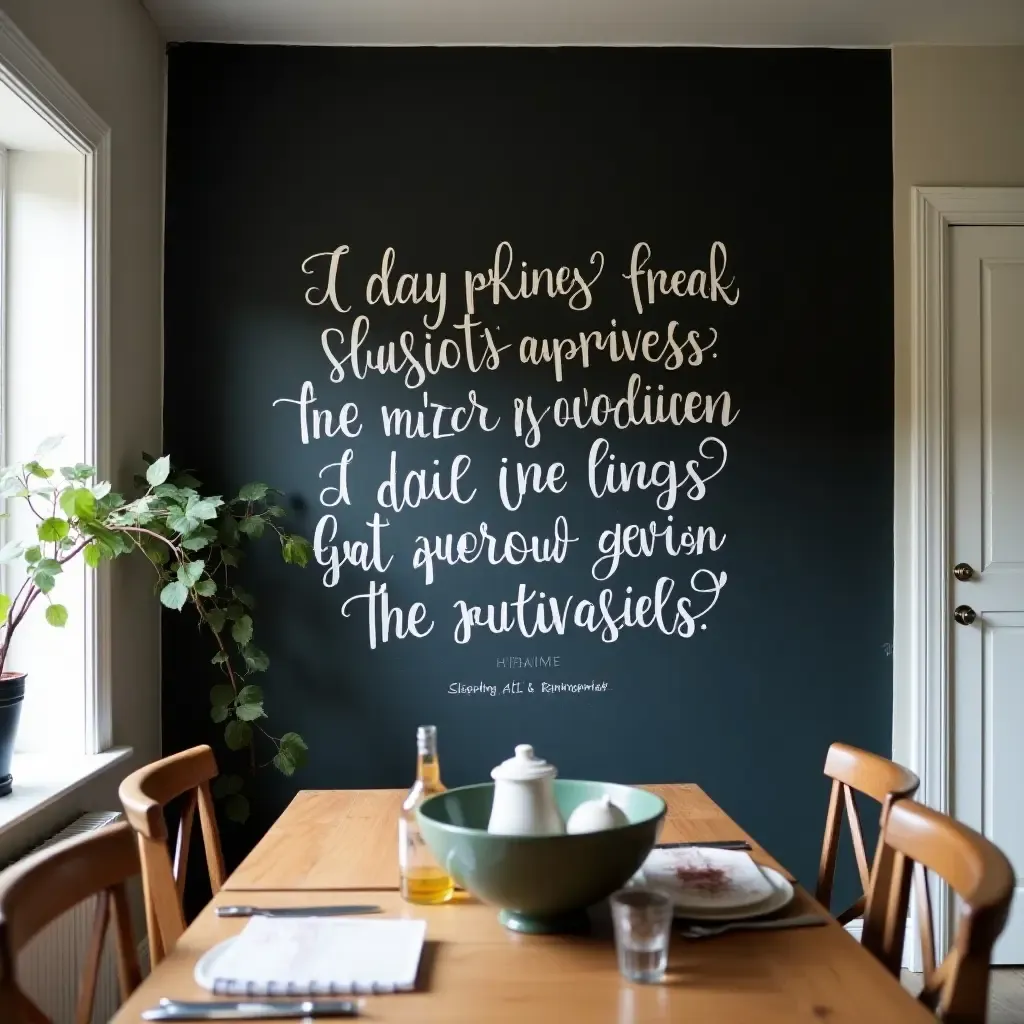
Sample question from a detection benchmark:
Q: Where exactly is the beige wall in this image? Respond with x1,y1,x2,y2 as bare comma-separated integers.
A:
0,0,164,857
891,46,1024,764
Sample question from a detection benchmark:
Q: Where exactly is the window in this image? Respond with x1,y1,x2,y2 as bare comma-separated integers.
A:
0,18,114,815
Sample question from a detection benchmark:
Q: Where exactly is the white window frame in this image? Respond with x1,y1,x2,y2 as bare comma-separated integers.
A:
0,13,112,754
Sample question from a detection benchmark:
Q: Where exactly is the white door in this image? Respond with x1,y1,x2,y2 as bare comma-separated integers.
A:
951,225,1024,965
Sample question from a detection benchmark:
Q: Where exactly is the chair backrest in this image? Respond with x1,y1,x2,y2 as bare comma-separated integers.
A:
816,742,920,925
118,744,226,966
863,799,1014,1023
0,821,141,1024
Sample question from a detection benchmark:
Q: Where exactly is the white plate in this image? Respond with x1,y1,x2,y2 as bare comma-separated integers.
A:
639,865,795,922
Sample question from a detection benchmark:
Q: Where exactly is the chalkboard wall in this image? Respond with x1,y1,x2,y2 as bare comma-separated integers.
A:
163,45,894,896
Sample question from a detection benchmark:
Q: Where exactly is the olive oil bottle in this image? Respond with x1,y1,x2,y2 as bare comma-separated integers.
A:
399,725,455,904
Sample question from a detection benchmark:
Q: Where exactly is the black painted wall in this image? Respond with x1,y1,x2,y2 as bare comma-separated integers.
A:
163,45,894,898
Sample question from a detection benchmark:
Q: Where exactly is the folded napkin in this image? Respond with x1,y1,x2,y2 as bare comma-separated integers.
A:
638,846,776,911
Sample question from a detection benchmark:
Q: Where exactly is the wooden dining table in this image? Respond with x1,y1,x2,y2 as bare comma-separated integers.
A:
112,784,933,1023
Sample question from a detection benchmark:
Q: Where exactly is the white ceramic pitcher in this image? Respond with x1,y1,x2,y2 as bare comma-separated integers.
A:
487,744,565,835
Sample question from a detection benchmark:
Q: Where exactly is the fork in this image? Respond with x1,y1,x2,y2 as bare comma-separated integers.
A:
676,913,825,939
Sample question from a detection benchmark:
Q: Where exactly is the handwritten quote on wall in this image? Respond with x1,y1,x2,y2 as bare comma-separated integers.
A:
272,242,739,655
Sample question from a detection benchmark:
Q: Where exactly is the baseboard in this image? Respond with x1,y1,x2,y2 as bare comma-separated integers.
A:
844,918,918,971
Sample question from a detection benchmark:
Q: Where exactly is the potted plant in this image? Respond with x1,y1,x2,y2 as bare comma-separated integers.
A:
0,437,313,819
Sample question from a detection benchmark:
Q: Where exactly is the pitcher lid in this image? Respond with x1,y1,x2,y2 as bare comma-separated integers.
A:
491,744,558,782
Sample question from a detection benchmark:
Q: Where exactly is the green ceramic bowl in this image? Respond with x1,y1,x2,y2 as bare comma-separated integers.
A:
416,780,666,933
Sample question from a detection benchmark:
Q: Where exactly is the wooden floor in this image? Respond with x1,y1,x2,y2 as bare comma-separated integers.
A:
902,969,1024,1023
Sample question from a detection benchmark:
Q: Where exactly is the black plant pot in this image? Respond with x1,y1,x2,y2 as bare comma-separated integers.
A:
0,673,26,797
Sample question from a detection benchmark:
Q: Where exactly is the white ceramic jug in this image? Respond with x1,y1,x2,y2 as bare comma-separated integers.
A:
487,744,565,835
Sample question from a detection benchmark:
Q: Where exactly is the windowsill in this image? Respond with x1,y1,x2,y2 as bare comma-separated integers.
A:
0,746,133,837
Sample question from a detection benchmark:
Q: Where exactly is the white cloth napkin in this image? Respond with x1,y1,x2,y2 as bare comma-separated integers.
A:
638,847,776,911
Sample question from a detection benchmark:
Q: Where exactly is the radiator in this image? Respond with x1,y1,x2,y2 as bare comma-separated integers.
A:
10,811,127,1024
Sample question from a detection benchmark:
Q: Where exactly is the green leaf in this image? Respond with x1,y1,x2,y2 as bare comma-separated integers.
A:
280,732,309,770
166,509,200,536
210,683,235,707
235,702,265,722
33,571,56,594
181,526,217,551
25,460,53,479
225,793,250,824
218,516,240,547
0,540,27,564
25,546,42,565
36,558,62,576
212,773,244,799
37,517,70,543
231,614,253,647
241,644,269,673
211,650,229,665
274,733,309,776
152,483,183,499
238,482,269,502
187,496,222,521
142,541,169,566
281,535,313,568
210,705,229,723
232,586,255,609
265,505,286,518
0,594,11,621
91,481,111,500
225,603,245,621
176,560,205,587
159,580,188,610
220,549,241,568
59,487,96,520
238,517,265,539
146,455,171,487
45,603,68,627
206,608,226,633
74,488,96,519
60,463,95,482
174,472,202,489
194,579,217,597
224,719,252,751
83,543,104,569
236,684,263,705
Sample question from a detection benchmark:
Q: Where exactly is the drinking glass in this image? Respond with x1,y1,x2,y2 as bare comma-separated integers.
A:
610,888,673,983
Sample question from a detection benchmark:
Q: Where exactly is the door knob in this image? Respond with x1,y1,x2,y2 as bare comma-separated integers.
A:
953,563,975,581
954,605,976,626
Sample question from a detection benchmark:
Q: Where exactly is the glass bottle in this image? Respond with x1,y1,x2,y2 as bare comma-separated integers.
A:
399,724,455,904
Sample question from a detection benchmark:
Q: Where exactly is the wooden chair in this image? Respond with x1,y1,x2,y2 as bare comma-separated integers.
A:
816,742,920,925
118,744,226,967
863,799,1014,1023
0,821,142,1024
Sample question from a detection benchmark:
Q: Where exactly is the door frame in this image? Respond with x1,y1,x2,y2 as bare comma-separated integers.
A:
907,186,1024,959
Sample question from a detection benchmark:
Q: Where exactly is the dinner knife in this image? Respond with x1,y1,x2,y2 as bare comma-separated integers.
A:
215,904,381,918
142,998,361,1020
656,840,751,851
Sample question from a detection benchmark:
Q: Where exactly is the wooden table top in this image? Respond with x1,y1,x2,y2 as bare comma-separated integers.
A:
226,784,788,891
112,888,932,1023
111,784,933,1023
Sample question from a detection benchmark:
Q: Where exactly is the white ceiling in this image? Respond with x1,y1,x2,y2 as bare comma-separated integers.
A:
142,0,1024,45
0,82,75,153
